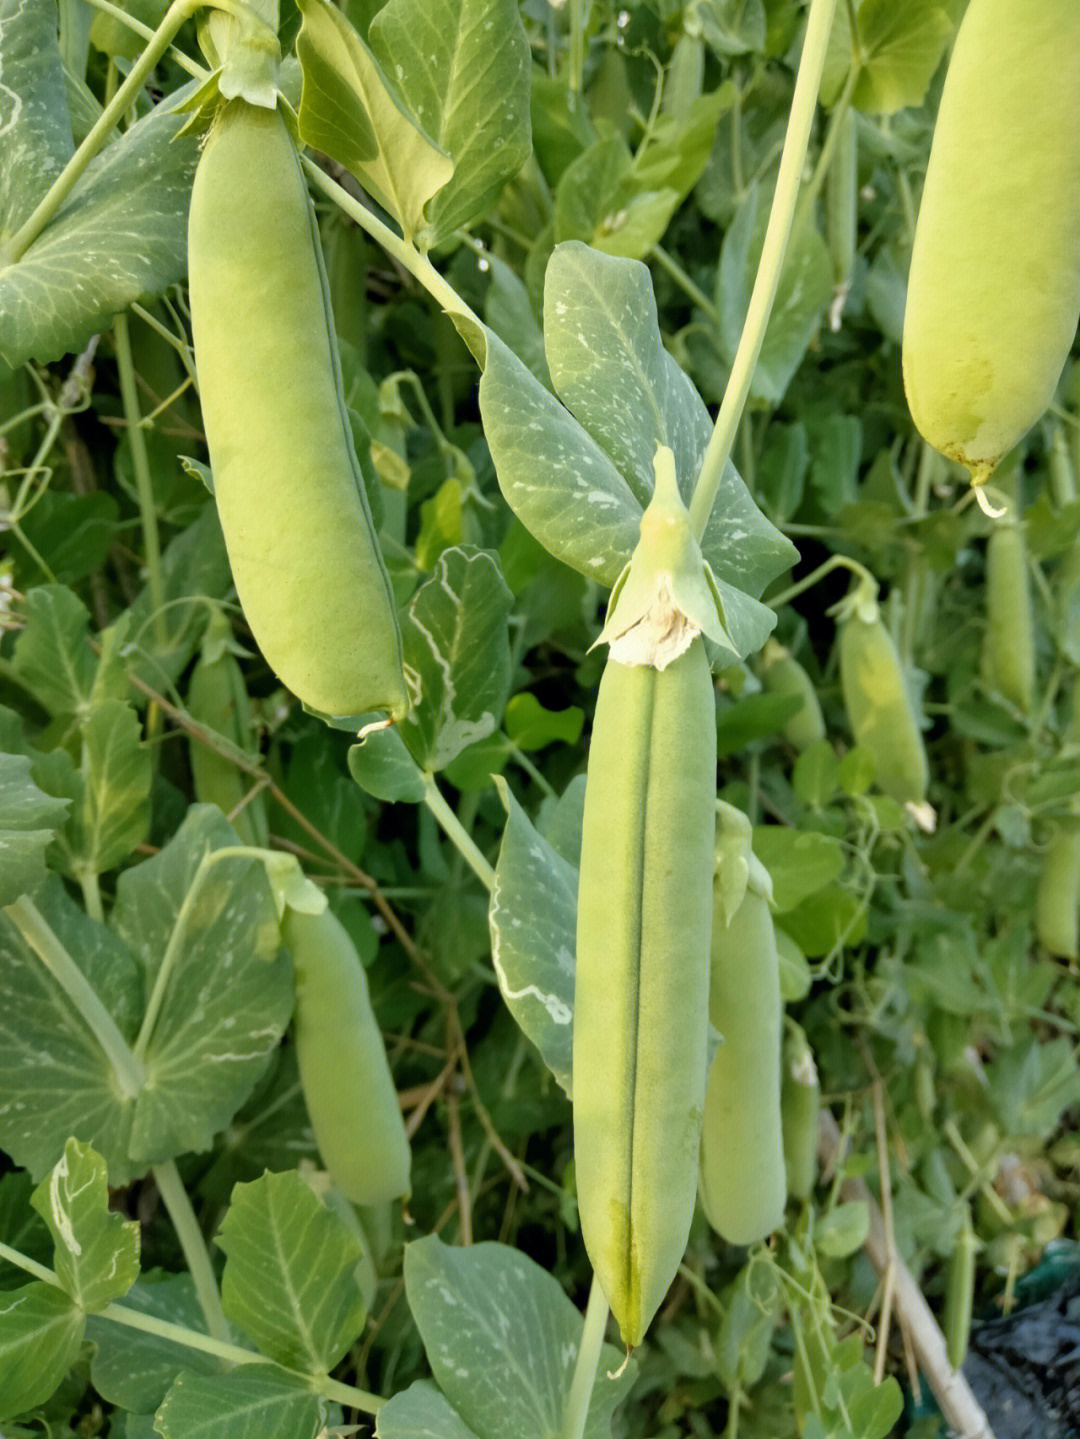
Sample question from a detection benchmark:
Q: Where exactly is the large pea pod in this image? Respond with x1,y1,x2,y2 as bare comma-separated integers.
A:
760,639,825,751
902,0,1080,487
981,521,1035,713
187,619,268,850
838,597,928,806
187,100,408,722
781,1024,820,1204
574,638,715,1348
282,905,411,1206
699,832,786,1246
1035,822,1080,960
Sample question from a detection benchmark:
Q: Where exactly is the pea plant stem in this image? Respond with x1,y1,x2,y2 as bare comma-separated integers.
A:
766,552,872,610
114,312,166,646
560,1275,611,1439
3,894,144,1099
152,1158,230,1343
422,777,496,893
82,0,207,76
689,0,839,541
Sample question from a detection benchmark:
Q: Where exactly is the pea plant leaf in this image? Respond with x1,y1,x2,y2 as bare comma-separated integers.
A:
87,1272,216,1414
695,0,767,58
215,1170,368,1373
718,181,833,406
109,806,293,1166
29,1139,140,1313
822,0,953,115
0,753,70,906
368,0,531,246
397,547,513,772
403,1235,635,1439
480,242,796,659
488,778,576,1097
0,1282,85,1423
11,584,98,719
377,1380,483,1439
0,0,73,241
154,1364,326,1439
65,700,152,878
296,0,453,245
0,877,141,1184
348,723,428,803
0,100,198,367
554,134,680,260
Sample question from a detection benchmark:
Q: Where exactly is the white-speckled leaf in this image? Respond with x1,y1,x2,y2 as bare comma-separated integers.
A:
154,1365,324,1439
0,102,197,367
30,1139,139,1313
0,0,73,240
0,878,140,1184
377,1381,482,1439
216,1170,367,1373
110,806,292,1165
479,331,641,587
0,753,69,906
369,0,530,245
87,1272,216,1414
397,547,513,772
544,240,711,503
488,778,575,1097
403,1235,635,1439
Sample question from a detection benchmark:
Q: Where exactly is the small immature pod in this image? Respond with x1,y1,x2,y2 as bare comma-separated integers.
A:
903,0,1080,491
574,448,719,1347
781,1024,820,1204
1034,824,1080,961
837,587,928,807
944,1201,978,1371
760,639,825,751
699,806,786,1245
981,522,1035,714
188,99,408,722
283,905,411,1206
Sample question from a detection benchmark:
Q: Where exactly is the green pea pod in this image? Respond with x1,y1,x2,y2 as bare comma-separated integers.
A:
981,522,1034,713
780,1024,819,1204
574,639,715,1347
699,817,786,1246
760,639,825,751
903,0,1080,489
1034,823,1080,960
283,905,411,1206
838,596,928,807
944,1201,978,1370
825,108,856,309
188,100,408,722
186,622,268,850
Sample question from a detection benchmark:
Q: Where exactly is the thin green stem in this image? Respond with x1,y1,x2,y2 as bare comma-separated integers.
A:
560,1276,611,1439
115,312,166,647
83,0,207,76
152,1159,230,1343
301,161,484,339
423,778,496,893
0,1239,64,1287
507,742,556,796
4,895,144,1098
77,868,104,924
568,0,585,103
689,0,839,541
649,245,721,323
766,553,871,610
4,0,206,262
